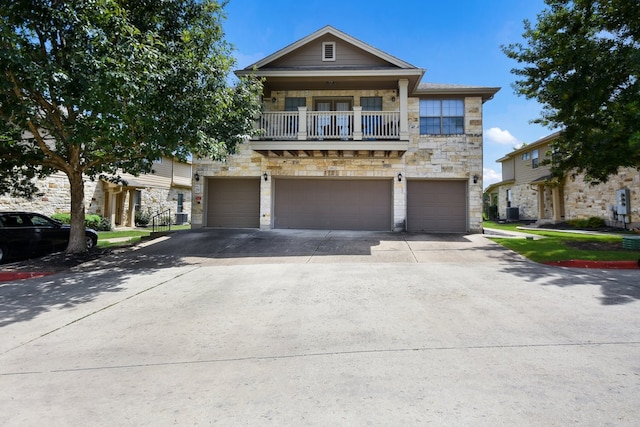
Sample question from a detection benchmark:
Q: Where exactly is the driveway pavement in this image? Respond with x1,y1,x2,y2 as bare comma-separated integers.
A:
1,229,639,425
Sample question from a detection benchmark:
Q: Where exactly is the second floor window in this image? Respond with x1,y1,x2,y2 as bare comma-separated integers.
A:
532,149,539,169
419,99,464,135
360,97,382,111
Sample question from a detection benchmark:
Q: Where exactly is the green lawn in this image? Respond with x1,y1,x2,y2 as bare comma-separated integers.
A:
484,221,640,263
97,224,191,248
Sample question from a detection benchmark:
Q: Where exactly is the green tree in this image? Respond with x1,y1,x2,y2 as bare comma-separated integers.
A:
0,0,262,253
503,0,640,183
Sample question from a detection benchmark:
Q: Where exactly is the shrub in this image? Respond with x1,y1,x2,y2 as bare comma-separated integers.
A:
51,213,111,231
567,217,606,229
135,211,150,227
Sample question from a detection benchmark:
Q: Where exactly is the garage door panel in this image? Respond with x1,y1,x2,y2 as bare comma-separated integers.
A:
407,180,467,232
274,179,391,231
207,179,260,228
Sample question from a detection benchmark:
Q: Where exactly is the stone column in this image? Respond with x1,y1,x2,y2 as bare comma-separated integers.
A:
127,189,136,227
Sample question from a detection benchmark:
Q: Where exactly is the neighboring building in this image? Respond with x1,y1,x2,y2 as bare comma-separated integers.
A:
191,26,499,233
486,132,640,229
0,157,192,228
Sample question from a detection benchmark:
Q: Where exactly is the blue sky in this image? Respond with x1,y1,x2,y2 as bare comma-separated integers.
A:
222,0,552,188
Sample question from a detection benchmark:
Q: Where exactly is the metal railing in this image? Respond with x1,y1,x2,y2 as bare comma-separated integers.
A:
151,209,171,233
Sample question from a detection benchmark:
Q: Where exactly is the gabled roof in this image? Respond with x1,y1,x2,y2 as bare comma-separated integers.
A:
242,25,419,71
496,131,562,163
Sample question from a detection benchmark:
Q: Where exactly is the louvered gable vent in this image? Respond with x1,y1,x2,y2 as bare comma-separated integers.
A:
322,41,336,61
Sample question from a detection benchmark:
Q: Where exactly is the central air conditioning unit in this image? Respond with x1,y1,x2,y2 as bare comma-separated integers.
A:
506,207,520,221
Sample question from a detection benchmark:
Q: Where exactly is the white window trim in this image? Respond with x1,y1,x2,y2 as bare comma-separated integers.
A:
322,42,336,61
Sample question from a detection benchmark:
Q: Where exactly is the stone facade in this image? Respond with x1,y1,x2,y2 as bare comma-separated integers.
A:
1,172,192,227
193,94,485,232
489,131,640,228
563,168,639,228
193,26,496,234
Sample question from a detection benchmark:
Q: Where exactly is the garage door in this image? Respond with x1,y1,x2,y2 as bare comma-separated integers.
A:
274,179,392,230
407,180,467,232
206,178,260,228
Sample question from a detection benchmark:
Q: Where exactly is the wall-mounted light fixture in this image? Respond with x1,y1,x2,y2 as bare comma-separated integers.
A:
194,173,200,182
263,172,268,182
271,97,277,103
391,96,396,102
473,174,479,184
397,173,403,182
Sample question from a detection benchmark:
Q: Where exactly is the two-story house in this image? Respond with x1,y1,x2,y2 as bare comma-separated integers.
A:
191,26,499,233
487,131,639,228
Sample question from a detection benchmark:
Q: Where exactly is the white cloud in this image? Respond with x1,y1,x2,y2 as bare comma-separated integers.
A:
485,127,520,145
482,167,502,190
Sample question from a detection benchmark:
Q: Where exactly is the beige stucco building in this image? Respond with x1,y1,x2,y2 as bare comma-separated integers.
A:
191,26,499,233
486,132,640,229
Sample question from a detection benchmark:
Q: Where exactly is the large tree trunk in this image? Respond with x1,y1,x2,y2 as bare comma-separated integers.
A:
67,168,87,254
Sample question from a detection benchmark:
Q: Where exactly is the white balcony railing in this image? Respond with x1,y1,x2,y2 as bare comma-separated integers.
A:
257,109,400,141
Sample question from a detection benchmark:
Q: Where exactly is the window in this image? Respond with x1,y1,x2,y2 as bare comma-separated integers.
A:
522,152,530,160
322,42,336,61
177,193,184,213
360,97,382,111
419,99,464,135
285,97,306,111
532,149,539,169
506,189,512,208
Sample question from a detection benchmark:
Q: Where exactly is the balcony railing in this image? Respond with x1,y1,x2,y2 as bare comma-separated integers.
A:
257,109,400,141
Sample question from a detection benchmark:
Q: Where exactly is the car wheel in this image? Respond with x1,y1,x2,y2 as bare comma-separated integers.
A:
0,245,8,264
86,235,97,250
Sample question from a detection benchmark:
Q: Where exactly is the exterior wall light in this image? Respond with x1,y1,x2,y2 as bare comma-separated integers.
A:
263,172,268,181
194,173,200,181
473,174,479,184
397,173,403,182
271,97,277,103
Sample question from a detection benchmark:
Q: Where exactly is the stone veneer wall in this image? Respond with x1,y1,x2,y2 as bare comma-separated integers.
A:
495,167,640,228
563,168,639,228
0,171,192,225
0,172,98,216
192,92,485,233
496,184,553,221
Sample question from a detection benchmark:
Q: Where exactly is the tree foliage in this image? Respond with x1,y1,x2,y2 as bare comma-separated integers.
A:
503,0,640,183
0,0,262,252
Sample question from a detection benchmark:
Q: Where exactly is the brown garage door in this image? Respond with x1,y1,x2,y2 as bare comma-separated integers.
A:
206,178,260,228
407,180,467,232
274,179,392,230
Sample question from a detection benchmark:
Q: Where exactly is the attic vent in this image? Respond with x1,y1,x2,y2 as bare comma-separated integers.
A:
322,42,336,61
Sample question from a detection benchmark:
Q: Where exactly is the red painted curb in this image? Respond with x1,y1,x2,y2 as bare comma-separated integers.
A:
0,271,55,282
544,260,640,269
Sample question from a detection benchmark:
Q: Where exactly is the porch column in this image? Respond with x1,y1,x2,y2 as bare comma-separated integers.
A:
353,106,363,140
297,106,307,140
537,185,545,220
398,79,409,140
126,189,136,227
552,186,562,222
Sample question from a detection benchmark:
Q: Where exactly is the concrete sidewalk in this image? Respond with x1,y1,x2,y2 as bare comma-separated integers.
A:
1,230,639,425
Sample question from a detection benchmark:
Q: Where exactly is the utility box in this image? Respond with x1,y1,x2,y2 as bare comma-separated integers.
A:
506,207,520,221
616,188,630,215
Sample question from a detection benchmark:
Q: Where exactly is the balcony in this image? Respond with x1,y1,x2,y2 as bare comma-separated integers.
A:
250,108,409,157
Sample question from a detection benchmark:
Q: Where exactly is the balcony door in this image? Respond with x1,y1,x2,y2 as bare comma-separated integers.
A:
314,98,352,139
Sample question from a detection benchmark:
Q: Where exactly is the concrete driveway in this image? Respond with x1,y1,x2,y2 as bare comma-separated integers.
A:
1,229,639,425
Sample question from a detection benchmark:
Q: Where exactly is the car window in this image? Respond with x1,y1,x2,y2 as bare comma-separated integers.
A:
1,214,26,227
28,214,54,227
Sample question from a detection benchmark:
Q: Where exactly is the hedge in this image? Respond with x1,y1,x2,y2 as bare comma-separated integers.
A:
51,213,112,231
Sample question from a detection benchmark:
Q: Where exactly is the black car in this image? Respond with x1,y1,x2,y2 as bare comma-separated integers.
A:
0,212,98,263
